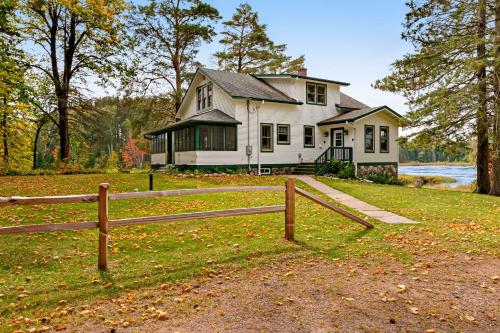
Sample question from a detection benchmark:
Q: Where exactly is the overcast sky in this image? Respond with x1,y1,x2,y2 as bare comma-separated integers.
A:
130,0,413,113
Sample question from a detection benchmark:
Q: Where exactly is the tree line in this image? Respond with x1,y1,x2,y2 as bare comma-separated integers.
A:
1,0,499,196
0,0,304,171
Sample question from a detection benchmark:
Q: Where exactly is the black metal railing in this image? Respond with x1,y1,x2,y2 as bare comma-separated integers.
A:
314,147,353,174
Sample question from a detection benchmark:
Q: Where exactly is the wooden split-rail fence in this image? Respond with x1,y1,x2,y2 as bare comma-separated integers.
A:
0,178,373,270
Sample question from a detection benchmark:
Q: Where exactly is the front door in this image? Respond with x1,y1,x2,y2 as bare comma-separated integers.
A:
331,129,344,147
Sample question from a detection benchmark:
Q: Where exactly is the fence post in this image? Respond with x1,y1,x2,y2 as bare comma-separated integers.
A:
149,173,153,191
98,183,109,270
285,177,295,241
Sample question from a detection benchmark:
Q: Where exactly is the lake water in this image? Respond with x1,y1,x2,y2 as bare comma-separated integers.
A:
399,165,476,187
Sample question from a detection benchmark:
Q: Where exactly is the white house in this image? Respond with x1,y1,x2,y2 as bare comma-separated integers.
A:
149,68,402,176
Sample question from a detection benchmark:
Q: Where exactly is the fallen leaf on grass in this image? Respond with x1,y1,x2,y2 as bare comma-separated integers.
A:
409,306,419,315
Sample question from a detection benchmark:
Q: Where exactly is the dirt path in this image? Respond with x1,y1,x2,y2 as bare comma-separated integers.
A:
70,252,498,333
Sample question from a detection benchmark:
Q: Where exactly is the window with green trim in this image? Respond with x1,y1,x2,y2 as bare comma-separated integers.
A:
306,82,327,105
277,124,290,145
304,126,315,147
261,123,273,152
364,125,375,153
380,126,389,153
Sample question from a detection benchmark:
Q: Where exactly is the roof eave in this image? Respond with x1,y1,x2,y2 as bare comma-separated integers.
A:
232,96,303,105
255,74,350,86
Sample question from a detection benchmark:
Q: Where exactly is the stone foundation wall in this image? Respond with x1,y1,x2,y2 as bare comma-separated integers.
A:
357,163,398,178
247,166,294,175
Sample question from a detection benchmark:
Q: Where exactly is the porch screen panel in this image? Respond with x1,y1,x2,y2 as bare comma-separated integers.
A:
225,126,236,150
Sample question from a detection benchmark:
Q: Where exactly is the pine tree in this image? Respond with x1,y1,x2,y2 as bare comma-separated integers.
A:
214,3,305,74
130,0,220,111
374,0,495,194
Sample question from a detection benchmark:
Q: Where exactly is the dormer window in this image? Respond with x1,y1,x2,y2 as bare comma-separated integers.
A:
306,82,327,105
197,83,213,110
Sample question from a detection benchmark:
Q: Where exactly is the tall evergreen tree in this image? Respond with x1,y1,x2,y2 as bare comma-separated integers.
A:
214,3,305,74
374,0,495,194
129,0,220,111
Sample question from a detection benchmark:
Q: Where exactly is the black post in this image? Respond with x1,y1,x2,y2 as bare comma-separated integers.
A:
149,173,153,191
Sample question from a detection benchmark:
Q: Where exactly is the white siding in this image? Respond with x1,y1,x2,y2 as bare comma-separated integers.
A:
353,111,399,164
177,73,234,119
151,153,166,165
172,74,399,168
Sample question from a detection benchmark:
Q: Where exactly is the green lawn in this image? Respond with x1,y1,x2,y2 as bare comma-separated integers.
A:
0,174,498,331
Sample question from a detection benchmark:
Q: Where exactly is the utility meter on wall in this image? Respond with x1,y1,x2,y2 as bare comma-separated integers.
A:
246,145,253,156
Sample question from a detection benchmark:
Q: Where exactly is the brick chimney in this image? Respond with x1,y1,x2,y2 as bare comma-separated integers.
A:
298,67,307,76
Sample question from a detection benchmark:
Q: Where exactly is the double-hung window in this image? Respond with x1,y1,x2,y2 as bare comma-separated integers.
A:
277,124,290,145
304,126,315,148
306,82,327,105
379,126,389,153
260,123,273,152
196,83,213,111
364,125,375,153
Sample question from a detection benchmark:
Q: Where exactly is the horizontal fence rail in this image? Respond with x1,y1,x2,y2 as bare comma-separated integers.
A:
0,179,372,270
0,194,99,207
108,186,285,201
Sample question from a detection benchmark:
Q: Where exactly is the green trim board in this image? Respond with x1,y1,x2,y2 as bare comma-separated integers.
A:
254,73,350,86
175,163,300,171
317,106,403,126
356,162,398,167
231,96,302,105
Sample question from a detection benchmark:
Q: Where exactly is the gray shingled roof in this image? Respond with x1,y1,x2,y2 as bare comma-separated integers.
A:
199,68,301,105
149,109,241,134
317,106,402,126
337,92,370,110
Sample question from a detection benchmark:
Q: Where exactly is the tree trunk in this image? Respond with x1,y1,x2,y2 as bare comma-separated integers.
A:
490,0,500,196
57,94,70,161
33,117,46,170
476,0,490,194
2,97,8,168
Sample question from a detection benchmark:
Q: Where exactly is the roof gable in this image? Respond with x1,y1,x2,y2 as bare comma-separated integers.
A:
317,106,402,126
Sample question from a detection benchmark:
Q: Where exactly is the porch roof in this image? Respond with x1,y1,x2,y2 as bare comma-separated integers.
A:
148,109,242,135
317,106,402,126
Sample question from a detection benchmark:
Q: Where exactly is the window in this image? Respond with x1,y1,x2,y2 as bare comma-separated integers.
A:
260,123,273,152
277,124,290,145
380,126,389,153
196,83,213,111
174,125,237,152
151,133,165,154
304,126,315,148
364,125,375,153
334,131,343,147
306,82,327,105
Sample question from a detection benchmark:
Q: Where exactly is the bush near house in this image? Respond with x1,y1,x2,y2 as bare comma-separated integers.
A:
324,160,356,179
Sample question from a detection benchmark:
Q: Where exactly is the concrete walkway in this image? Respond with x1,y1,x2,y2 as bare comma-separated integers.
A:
292,175,418,224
